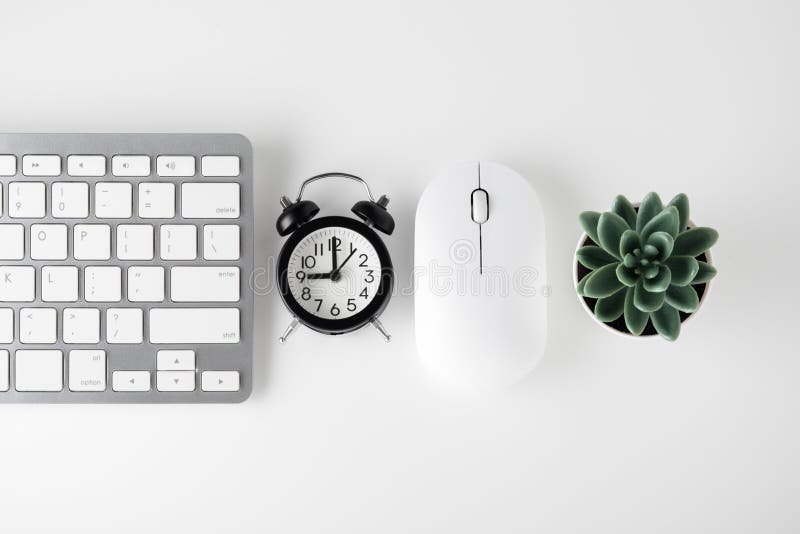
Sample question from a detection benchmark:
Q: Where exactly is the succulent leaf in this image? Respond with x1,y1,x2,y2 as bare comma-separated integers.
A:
612,195,638,228
582,263,625,298
579,211,602,244
640,206,679,241
651,303,681,341
576,274,589,296
673,227,719,257
616,264,639,287
576,246,619,270
692,261,717,285
646,231,674,261
633,279,665,313
636,192,664,233
624,287,649,336
664,256,699,286
619,230,641,257
665,284,700,313
644,265,672,292
597,212,630,260
668,193,690,230
595,288,627,322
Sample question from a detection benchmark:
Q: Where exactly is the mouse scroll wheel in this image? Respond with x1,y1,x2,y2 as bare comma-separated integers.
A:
471,188,489,224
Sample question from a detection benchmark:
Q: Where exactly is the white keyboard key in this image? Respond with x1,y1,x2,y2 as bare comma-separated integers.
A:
138,183,175,218
15,350,63,392
73,224,111,260
201,156,240,177
41,266,79,302
0,350,8,391
20,308,57,344
0,155,16,176
106,308,143,343
31,224,68,260
203,225,240,260
112,155,150,177
160,225,197,260
67,155,106,177
0,266,35,302
117,224,154,260
52,182,89,218
157,155,195,177
156,350,195,371
95,182,132,218
22,155,61,176
170,266,240,302
112,370,150,392
0,225,24,259
157,371,195,392
63,308,100,344
149,308,240,344
127,266,164,302
181,183,240,218
84,266,121,302
0,309,12,343
9,182,46,218
68,350,106,392
202,371,240,392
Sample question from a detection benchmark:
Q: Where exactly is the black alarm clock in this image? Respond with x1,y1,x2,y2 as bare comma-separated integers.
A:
275,173,395,343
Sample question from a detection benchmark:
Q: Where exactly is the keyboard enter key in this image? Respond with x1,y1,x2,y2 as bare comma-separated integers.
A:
170,267,240,302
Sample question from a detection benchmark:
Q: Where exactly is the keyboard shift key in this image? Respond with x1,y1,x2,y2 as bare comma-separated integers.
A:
149,308,240,344
157,371,195,392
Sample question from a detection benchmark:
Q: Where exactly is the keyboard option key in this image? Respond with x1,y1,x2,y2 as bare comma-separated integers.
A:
67,155,106,177
157,155,195,177
157,371,195,392
157,350,195,371
201,371,240,392
68,350,106,392
112,370,151,392
22,155,61,177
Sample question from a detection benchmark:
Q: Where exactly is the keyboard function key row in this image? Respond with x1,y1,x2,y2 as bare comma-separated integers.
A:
0,155,240,177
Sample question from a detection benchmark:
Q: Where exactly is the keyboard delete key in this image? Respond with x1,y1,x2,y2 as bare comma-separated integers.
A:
181,183,239,218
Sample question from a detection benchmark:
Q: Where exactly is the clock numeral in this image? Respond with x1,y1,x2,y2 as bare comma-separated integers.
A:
364,270,374,283
360,287,369,299
296,270,306,282
331,303,340,316
328,237,342,253
301,255,316,269
301,287,311,300
314,299,323,312
350,242,357,254
347,298,356,312
314,243,325,256
359,254,368,267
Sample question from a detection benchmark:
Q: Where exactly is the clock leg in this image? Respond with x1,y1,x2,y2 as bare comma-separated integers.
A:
279,317,300,344
370,317,391,343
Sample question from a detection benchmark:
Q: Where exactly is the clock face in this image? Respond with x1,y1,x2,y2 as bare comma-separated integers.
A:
278,217,393,334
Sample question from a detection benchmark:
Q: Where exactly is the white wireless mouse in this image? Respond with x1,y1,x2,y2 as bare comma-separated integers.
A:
414,162,547,391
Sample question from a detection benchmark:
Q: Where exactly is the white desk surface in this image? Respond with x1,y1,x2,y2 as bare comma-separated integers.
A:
1,1,797,532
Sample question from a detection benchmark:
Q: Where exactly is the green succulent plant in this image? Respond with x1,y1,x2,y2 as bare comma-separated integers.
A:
576,192,718,341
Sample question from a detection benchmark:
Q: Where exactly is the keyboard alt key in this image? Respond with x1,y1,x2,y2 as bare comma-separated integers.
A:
201,371,240,392
68,350,106,392
112,370,151,392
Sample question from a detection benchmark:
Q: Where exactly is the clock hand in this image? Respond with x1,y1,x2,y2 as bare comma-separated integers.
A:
330,248,357,282
331,238,339,273
306,272,332,280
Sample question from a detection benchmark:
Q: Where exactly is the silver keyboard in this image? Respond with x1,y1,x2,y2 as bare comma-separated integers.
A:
0,134,253,403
